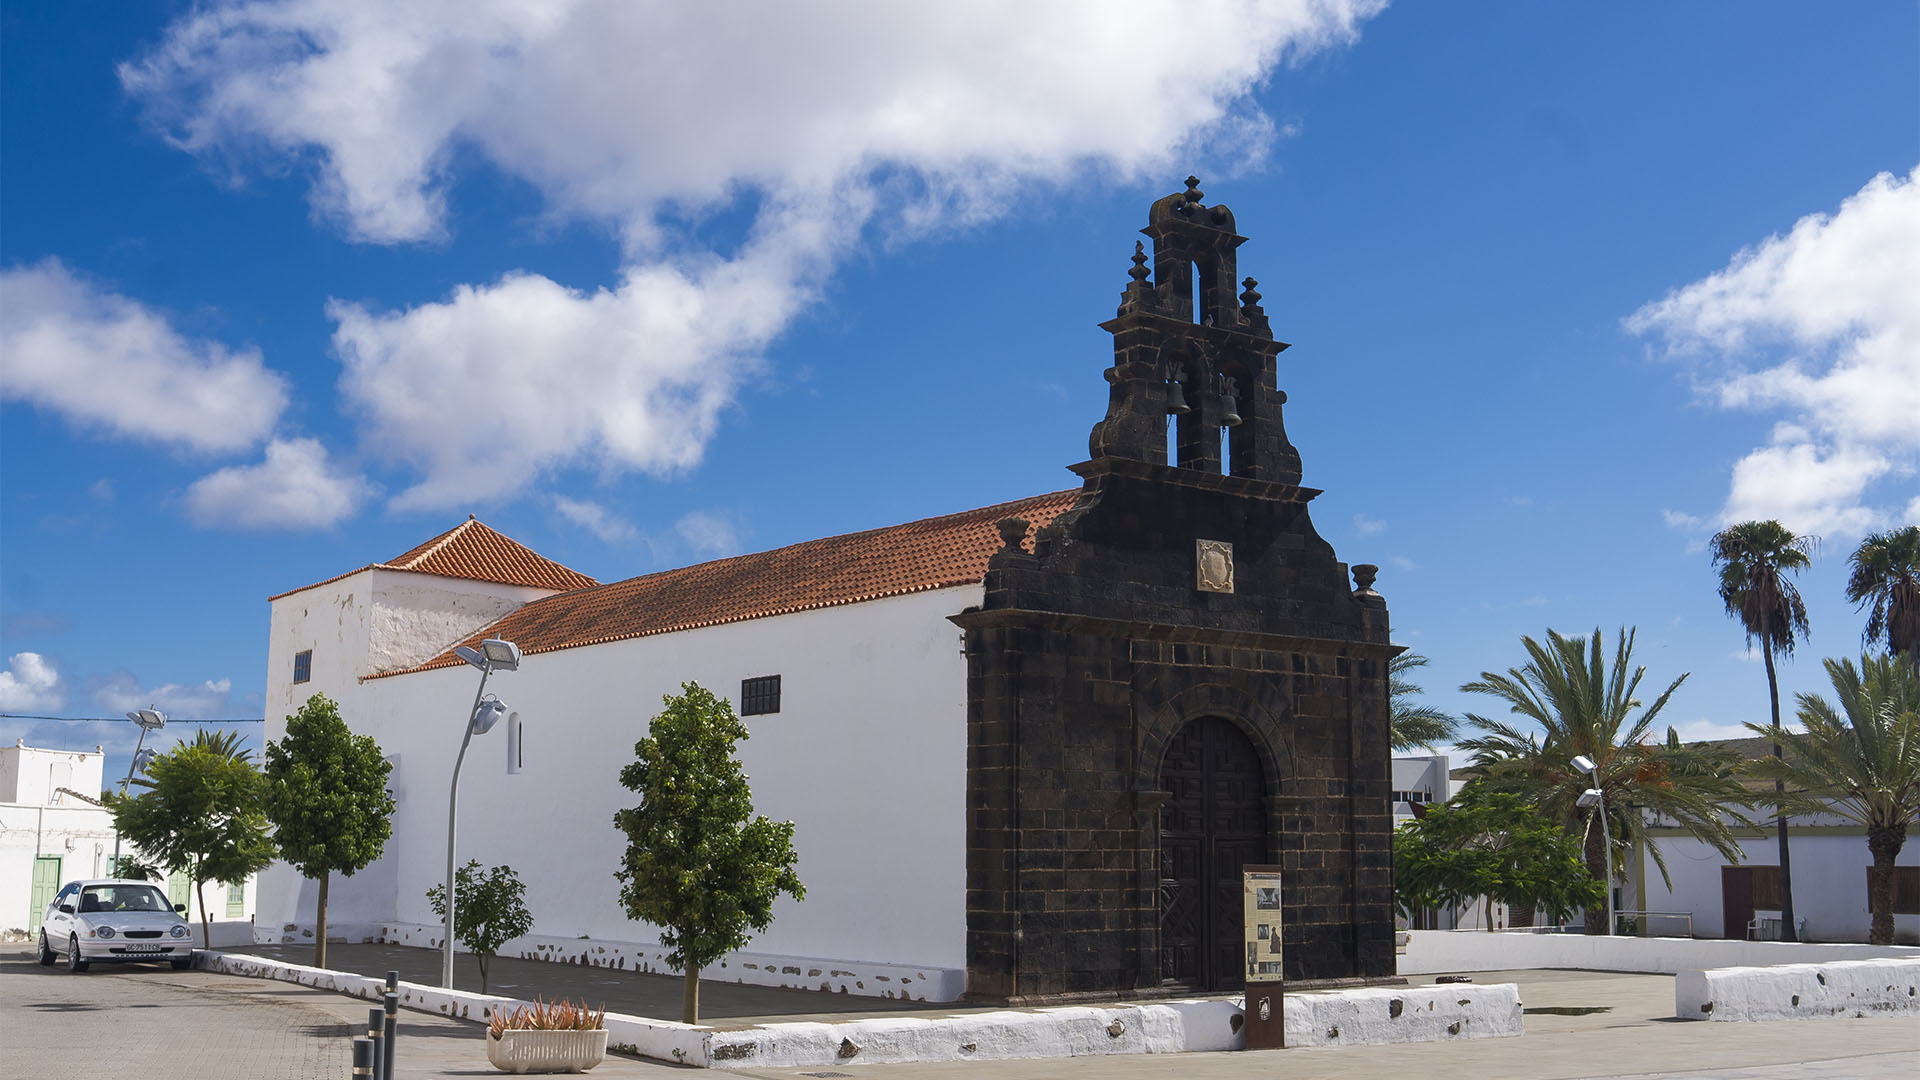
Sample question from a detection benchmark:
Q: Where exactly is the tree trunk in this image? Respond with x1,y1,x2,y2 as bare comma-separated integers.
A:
196,867,212,949
1583,820,1607,936
315,872,330,970
479,952,490,995
682,964,701,1024
1866,825,1906,946
1762,645,1798,943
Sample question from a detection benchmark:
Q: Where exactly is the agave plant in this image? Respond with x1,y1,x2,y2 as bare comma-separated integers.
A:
488,996,607,1038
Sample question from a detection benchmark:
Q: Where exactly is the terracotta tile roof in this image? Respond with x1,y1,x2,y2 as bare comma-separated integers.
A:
270,516,597,601
378,490,1080,678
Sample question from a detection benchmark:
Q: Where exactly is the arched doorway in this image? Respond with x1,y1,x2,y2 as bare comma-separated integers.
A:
1158,715,1268,990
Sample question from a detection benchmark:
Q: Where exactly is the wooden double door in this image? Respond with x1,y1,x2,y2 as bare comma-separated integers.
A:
1159,716,1269,990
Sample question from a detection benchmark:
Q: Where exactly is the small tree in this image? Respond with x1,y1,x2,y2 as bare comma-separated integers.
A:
426,860,533,994
1394,787,1603,929
263,693,396,969
111,729,275,946
613,682,804,1023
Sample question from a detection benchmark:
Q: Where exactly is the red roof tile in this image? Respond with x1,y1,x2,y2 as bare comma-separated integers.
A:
270,517,597,601
378,491,1079,678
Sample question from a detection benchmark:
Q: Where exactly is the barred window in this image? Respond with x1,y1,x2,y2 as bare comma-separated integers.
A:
740,675,781,716
293,649,312,684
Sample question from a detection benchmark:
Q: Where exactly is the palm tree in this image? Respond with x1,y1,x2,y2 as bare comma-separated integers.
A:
1390,652,1459,752
1710,519,1816,941
1456,627,1752,935
1744,654,1920,944
1846,526,1920,673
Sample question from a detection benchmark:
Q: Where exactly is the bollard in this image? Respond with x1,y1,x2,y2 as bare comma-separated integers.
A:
386,969,398,992
383,991,399,1080
352,1036,375,1078
365,1007,386,1080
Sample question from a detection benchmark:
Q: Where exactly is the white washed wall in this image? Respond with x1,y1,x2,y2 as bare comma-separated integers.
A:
1632,831,1920,944
264,583,978,978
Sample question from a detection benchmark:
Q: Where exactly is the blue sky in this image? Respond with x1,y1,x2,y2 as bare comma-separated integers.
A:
3,1,1916,784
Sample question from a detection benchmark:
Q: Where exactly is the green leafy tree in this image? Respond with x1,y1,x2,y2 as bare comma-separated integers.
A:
426,860,533,994
1457,627,1753,934
264,693,396,969
1394,787,1603,929
110,729,275,946
1390,652,1459,752
1743,654,1920,944
1846,526,1920,673
613,682,804,1023
1710,519,1816,940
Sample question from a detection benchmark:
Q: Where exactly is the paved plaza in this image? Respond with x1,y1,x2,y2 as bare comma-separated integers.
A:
4,946,1915,1078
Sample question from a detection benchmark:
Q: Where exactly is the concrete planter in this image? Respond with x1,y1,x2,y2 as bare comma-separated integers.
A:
486,1028,609,1073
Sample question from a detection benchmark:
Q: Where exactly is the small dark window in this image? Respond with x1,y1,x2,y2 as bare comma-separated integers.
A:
740,675,781,716
1882,866,1920,915
293,649,312,684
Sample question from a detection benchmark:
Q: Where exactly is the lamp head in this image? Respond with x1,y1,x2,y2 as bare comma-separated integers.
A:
125,708,166,731
1571,754,1597,775
470,695,509,736
1577,787,1603,809
454,645,486,671
480,638,521,670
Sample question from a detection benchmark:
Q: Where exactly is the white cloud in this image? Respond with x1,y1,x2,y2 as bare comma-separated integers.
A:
1353,513,1386,535
553,495,636,544
92,671,239,719
1386,554,1416,572
184,437,373,529
0,260,288,453
1627,166,1920,536
676,510,740,558
122,0,1387,508
0,652,64,711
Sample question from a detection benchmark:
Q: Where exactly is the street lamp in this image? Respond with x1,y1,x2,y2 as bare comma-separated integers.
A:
1572,754,1614,936
442,638,521,989
111,708,167,874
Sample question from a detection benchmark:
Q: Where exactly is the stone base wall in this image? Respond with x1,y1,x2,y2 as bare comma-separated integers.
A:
1676,958,1920,1021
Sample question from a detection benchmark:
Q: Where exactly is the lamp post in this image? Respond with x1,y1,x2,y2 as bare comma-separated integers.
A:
111,708,166,875
442,638,521,989
1572,754,1613,936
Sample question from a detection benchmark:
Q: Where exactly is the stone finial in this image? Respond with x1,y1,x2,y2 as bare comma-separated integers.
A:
1240,277,1263,315
1128,241,1150,284
996,517,1031,553
1352,563,1380,596
1183,176,1204,204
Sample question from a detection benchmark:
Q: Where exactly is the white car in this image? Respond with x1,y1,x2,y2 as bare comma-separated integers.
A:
37,879,196,973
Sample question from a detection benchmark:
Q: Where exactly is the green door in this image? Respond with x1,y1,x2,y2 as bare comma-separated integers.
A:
168,868,191,912
226,881,245,919
29,856,61,933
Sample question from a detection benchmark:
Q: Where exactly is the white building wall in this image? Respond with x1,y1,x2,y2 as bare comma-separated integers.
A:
0,743,106,805
1634,829,1920,944
367,573,554,675
261,583,978,975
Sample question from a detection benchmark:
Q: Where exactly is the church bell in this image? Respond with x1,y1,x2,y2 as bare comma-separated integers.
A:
1165,364,1192,415
1219,374,1243,427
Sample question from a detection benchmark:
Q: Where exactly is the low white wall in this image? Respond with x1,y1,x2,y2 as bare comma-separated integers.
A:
1284,984,1522,1047
378,922,965,1002
1399,930,1920,975
196,950,1521,1069
1676,958,1920,1021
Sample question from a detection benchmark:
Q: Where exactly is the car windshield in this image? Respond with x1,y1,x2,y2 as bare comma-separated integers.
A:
79,885,174,913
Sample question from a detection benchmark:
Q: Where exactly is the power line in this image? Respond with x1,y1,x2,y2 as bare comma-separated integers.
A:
0,712,265,724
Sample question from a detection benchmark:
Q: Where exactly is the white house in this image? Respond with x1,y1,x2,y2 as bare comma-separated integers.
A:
0,741,260,942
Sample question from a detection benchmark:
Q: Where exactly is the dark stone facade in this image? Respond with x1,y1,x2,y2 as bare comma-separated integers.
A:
953,180,1398,1001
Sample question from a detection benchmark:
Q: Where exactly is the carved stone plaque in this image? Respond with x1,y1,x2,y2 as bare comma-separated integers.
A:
1195,539,1234,593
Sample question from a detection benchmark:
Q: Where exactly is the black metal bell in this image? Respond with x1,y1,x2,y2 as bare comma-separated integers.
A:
1219,375,1242,427
1165,362,1192,415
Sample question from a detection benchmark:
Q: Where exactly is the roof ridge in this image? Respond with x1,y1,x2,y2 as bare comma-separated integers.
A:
388,515,475,570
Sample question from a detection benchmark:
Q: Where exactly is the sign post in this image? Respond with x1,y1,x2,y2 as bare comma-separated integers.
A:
1241,865,1285,1049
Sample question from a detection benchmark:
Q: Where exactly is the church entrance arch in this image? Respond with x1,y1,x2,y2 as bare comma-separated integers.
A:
1158,715,1268,990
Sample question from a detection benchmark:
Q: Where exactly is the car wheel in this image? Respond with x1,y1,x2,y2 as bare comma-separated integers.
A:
37,930,56,966
171,952,194,971
66,934,89,973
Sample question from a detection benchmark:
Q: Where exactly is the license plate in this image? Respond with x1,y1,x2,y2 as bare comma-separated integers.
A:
123,944,165,952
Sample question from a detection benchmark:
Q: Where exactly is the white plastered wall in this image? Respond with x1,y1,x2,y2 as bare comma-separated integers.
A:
1632,828,1920,943
285,583,978,974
